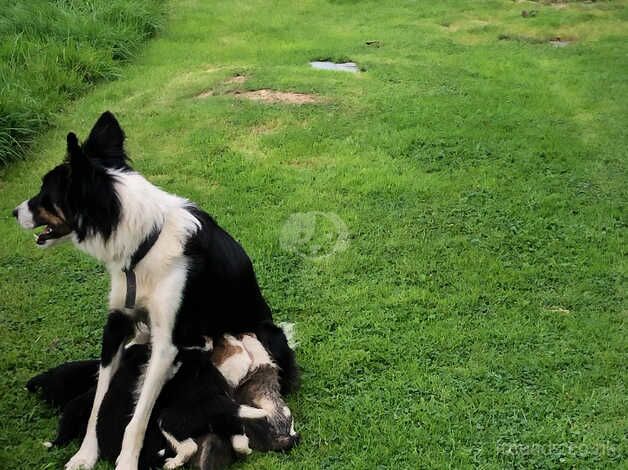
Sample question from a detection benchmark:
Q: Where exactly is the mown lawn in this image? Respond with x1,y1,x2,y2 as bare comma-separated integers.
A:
0,0,626,468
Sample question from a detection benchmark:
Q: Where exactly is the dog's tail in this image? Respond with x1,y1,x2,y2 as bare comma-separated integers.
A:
237,405,267,419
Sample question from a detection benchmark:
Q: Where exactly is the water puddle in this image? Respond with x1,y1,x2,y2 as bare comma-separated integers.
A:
309,61,359,73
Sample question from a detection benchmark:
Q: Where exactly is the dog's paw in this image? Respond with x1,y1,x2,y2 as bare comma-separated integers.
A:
65,450,98,470
115,452,138,470
163,457,184,469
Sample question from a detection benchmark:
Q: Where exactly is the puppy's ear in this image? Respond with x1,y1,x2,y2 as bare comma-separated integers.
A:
82,111,129,168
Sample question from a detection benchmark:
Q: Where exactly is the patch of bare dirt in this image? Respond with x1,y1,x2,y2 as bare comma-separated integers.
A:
231,89,320,104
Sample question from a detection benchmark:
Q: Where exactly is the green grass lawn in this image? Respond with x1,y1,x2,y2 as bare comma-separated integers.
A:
0,0,165,164
0,0,626,468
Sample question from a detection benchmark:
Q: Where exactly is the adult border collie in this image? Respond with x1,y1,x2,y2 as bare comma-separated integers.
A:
12,112,298,470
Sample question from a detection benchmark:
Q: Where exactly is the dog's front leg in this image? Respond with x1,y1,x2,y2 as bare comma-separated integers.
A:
115,328,178,470
65,310,134,470
115,264,186,470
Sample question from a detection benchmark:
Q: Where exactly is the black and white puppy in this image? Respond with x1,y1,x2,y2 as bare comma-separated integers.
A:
156,337,265,469
13,112,298,470
236,334,300,452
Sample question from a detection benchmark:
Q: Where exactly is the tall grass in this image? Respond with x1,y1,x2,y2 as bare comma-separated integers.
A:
0,0,165,164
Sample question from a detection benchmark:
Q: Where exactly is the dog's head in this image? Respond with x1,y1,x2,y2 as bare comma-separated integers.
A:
12,111,130,247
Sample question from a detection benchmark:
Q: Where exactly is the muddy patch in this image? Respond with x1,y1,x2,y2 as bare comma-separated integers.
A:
231,89,320,104
310,61,360,73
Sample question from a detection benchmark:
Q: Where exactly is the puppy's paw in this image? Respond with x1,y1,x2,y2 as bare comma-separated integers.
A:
231,434,252,455
163,457,184,469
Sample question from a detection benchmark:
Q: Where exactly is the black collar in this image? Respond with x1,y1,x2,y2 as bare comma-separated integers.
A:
123,226,161,309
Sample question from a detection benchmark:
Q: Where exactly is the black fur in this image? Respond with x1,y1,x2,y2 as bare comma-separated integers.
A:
20,113,128,244
101,310,134,367
96,345,166,470
51,389,95,447
173,206,273,345
81,111,131,170
193,434,236,470
26,359,98,408
174,206,300,392
158,347,246,445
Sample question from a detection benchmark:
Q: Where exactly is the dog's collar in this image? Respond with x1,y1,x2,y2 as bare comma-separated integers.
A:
123,226,162,309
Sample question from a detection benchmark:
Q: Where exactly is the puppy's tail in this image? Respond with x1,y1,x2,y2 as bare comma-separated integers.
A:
237,405,267,419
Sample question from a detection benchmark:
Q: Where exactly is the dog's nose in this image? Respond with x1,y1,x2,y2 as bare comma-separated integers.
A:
12,207,18,218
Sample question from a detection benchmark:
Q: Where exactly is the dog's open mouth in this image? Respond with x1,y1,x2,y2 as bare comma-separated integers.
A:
36,224,71,245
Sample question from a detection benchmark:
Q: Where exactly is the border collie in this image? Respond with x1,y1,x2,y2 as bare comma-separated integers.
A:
13,111,298,470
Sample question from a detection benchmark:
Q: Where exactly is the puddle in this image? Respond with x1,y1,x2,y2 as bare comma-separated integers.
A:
309,61,359,73
231,89,320,104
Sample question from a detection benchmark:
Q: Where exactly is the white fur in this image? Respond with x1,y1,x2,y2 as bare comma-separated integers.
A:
215,335,252,388
241,334,275,370
231,434,252,455
125,322,151,348
68,170,202,470
15,200,35,229
238,405,268,419
66,352,123,470
161,430,198,469
254,396,276,414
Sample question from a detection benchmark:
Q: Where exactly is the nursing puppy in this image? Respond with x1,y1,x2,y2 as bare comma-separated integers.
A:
157,334,257,470
159,333,300,469
236,334,299,452
156,336,265,470
12,111,298,470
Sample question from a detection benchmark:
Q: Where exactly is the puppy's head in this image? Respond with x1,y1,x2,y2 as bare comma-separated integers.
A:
240,333,275,369
12,111,130,247
211,334,251,388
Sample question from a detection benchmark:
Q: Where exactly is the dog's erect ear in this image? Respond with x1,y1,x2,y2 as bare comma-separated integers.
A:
82,111,129,168
67,132,87,169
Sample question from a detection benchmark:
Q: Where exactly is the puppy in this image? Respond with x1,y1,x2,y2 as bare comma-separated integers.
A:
156,337,265,469
236,334,300,452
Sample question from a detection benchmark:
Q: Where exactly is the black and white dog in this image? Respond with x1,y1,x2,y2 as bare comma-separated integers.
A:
13,112,298,470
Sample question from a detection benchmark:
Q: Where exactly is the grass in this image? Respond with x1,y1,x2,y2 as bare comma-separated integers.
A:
0,0,166,164
0,0,626,468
